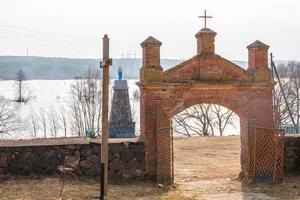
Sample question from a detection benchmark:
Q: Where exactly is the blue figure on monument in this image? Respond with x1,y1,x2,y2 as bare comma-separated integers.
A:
118,66,123,80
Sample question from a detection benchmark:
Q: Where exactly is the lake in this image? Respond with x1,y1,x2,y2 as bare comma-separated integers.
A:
0,79,239,140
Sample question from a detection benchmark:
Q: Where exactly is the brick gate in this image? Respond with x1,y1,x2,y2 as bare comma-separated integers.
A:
137,26,282,184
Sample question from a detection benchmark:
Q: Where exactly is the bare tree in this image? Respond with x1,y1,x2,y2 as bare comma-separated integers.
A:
48,106,60,137
275,62,300,126
172,104,237,137
0,96,19,138
172,113,193,137
191,104,215,136
31,111,39,138
274,79,292,125
211,104,235,136
58,105,68,137
15,70,28,103
131,89,140,123
68,67,102,137
69,94,84,136
37,107,47,138
172,104,215,136
132,89,140,101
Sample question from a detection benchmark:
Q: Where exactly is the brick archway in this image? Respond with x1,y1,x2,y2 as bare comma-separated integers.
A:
137,28,281,184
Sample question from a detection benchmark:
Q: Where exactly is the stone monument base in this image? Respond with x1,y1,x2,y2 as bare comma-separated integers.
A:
109,122,136,138
109,79,136,138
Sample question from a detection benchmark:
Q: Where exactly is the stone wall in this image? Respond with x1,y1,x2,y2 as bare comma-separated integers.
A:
284,135,300,174
0,138,145,179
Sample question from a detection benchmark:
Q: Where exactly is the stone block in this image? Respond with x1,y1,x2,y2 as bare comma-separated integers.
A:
80,145,93,157
123,142,130,149
120,150,135,162
130,143,144,151
56,148,70,158
135,151,145,162
127,158,140,174
109,144,124,154
91,144,100,155
65,154,80,168
109,158,125,173
132,169,145,178
0,155,7,168
87,154,99,164
0,140,145,180
80,160,93,169
108,152,114,162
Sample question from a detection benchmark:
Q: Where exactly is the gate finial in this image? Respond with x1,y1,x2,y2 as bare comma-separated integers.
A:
198,9,213,29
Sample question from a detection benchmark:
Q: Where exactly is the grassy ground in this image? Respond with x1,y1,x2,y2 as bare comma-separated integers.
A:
1,136,300,200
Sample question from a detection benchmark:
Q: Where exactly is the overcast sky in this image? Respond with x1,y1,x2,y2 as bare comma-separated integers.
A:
0,0,300,61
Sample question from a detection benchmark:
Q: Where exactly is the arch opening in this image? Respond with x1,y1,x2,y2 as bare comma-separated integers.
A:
172,103,240,137
170,103,242,186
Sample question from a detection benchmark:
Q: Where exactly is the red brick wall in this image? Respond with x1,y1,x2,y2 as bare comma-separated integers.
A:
164,55,248,82
139,81,274,183
142,46,161,67
248,48,268,69
156,104,173,184
195,28,217,54
138,34,274,184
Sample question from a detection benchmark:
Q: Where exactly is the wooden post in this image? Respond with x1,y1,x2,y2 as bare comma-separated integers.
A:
101,34,111,197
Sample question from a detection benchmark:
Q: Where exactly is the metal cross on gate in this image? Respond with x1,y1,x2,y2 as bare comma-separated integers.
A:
198,9,213,28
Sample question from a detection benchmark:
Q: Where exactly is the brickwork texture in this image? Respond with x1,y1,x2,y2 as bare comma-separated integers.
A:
137,27,275,184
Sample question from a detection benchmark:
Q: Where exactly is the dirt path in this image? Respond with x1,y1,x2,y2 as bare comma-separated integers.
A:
168,136,300,200
1,136,300,200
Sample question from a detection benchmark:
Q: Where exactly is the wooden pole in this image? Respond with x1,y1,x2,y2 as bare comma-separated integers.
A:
101,34,110,197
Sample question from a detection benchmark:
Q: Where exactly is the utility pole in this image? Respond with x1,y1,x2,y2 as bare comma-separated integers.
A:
100,34,112,198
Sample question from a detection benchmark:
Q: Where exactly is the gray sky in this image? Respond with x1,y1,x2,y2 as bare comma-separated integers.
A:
0,0,300,61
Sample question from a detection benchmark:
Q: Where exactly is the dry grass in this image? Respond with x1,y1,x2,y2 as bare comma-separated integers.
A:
1,136,300,200
174,136,241,180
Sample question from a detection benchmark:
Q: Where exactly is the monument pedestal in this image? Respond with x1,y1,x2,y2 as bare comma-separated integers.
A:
109,80,136,138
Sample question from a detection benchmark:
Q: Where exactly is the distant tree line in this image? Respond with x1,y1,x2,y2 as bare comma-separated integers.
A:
0,56,182,80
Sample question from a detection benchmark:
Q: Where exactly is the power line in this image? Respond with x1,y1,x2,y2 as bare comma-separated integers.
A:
0,22,140,57
0,27,99,48
0,35,100,54
0,22,135,46
0,26,135,53
0,22,97,43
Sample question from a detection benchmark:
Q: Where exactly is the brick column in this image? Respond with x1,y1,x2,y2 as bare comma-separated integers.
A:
247,40,271,81
195,28,217,55
247,40,269,69
140,36,163,81
139,88,159,178
139,36,164,178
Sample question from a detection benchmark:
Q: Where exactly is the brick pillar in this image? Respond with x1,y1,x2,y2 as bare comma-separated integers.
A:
156,104,173,184
140,36,163,81
247,40,269,69
139,36,164,178
139,89,159,178
240,116,249,178
247,40,271,81
195,28,217,55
